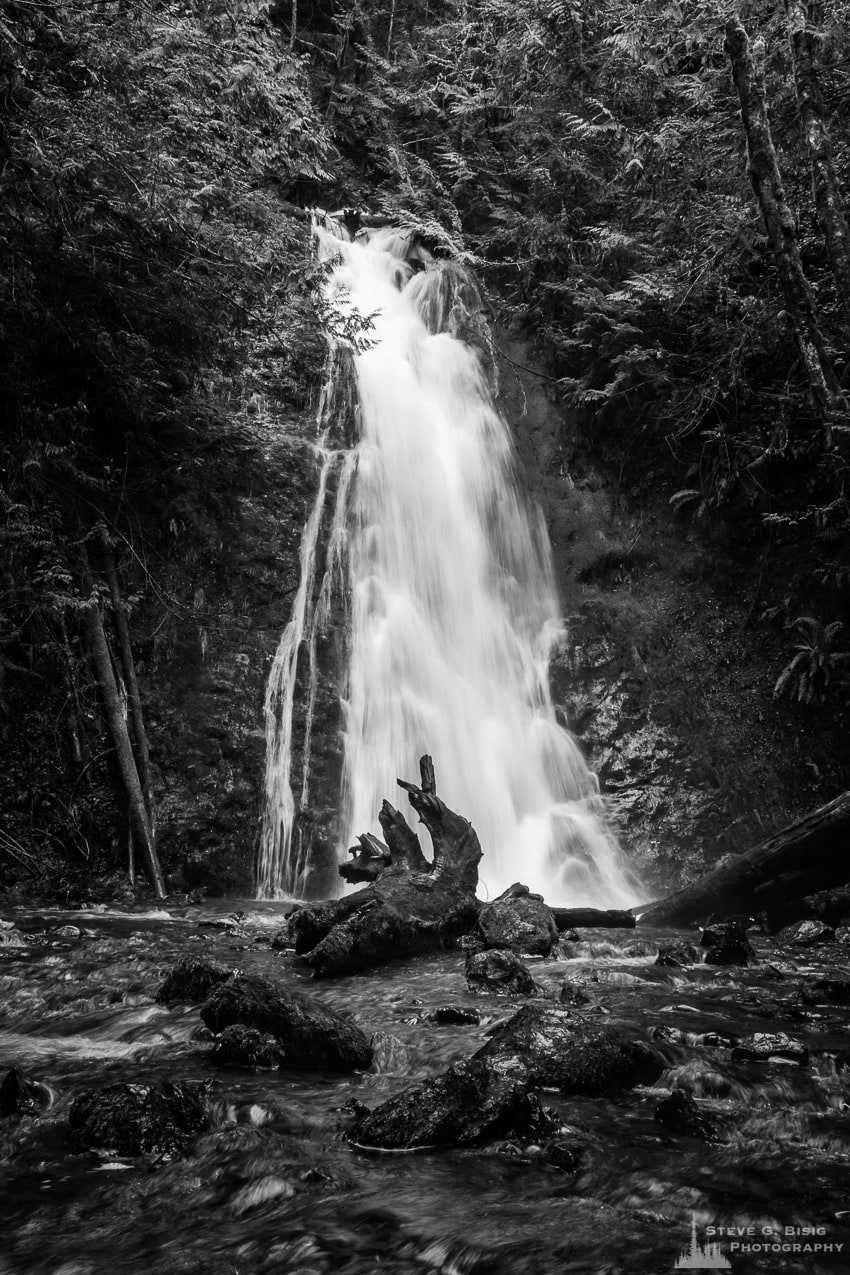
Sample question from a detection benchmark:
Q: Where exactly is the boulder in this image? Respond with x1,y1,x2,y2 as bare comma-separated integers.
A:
429,1005,481,1025
475,1005,665,1093
211,1025,284,1069
654,1090,716,1140
465,948,536,996
476,883,559,957
201,974,372,1071
68,1081,209,1157
700,920,753,966
156,957,233,1004
799,969,850,1005
655,941,700,968
731,1033,808,1066
558,980,591,1006
348,1057,555,1150
785,920,835,947
0,1068,51,1117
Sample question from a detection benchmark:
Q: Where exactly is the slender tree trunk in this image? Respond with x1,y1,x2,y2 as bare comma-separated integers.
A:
290,0,297,51
785,0,850,334
81,600,165,899
58,615,85,767
387,0,397,59
102,551,156,835
725,18,847,443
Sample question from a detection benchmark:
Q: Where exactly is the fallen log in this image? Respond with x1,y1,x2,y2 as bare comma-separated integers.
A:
551,908,636,931
284,755,482,977
638,791,850,927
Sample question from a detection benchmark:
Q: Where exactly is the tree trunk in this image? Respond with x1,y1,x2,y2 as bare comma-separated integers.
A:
290,0,297,51
725,17,847,442
786,0,850,334
284,755,481,976
638,790,850,927
102,551,156,834
81,600,166,899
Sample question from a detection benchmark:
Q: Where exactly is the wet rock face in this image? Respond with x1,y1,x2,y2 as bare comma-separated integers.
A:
156,957,233,1004
475,1006,665,1094
0,1068,51,1118
800,970,850,1005
784,920,836,947
654,1089,716,1140
476,884,559,957
700,920,753,966
465,948,537,996
429,1006,481,1026
348,1057,555,1150
211,1024,284,1069
655,941,700,968
731,1033,808,1066
68,1081,209,1157
201,974,372,1071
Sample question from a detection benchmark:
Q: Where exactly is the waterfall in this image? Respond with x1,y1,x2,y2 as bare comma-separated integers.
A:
258,221,636,908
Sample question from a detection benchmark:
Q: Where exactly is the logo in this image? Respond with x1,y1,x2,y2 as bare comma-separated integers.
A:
674,1214,731,1271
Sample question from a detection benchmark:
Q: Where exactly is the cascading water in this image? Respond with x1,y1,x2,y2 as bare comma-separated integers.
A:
258,220,636,907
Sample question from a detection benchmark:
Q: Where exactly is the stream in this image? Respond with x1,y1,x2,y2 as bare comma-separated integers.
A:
1,902,849,1274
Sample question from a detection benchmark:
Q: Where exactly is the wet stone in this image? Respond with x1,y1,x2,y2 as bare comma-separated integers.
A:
0,1067,51,1117
655,941,700,968
799,970,850,1005
654,1089,716,1140
476,883,559,957
465,948,537,996
156,957,233,1004
429,1005,481,1025
211,1024,284,1068
700,920,754,966
787,920,836,947
201,974,372,1071
68,1081,210,1158
348,1057,555,1150
558,980,591,1006
731,1032,808,1066
475,1005,666,1094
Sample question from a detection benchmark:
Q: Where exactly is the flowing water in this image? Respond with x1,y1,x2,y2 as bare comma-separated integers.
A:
2,904,850,1274
260,225,635,907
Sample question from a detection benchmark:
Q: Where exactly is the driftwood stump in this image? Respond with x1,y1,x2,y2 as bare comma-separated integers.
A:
285,756,482,976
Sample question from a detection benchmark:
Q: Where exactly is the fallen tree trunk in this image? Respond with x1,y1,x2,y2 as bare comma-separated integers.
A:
638,791,850,927
284,755,481,977
551,908,636,931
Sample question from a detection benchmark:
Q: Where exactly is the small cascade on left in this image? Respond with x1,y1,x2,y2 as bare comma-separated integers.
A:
257,336,357,900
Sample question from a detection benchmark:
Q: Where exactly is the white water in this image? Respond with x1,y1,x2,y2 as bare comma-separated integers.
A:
259,223,636,907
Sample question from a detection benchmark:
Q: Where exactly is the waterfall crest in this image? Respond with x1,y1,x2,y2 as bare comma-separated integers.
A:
258,221,637,908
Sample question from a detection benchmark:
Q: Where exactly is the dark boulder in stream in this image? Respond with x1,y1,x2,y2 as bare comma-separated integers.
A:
800,969,850,1004
68,1081,209,1158
654,1089,717,1140
476,883,559,956
731,1032,808,1066
201,974,372,1070
655,940,700,968
348,1057,555,1150
211,1024,285,1068
0,1068,51,1117
475,1006,666,1093
156,957,233,1004
465,948,537,995
700,919,754,966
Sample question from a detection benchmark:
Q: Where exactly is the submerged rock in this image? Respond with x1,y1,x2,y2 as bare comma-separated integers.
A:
211,1024,284,1068
654,1089,716,1140
800,970,850,1005
476,883,559,957
429,1005,481,1025
558,980,591,1006
655,941,700,968
68,1081,209,1157
731,1033,808,1066
0,1068,51,1117
475,1005,665,1093
465,948,536,996
348,1057,555,1150
201,974,372,1071
156,957,233,1004
701,920,753,966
